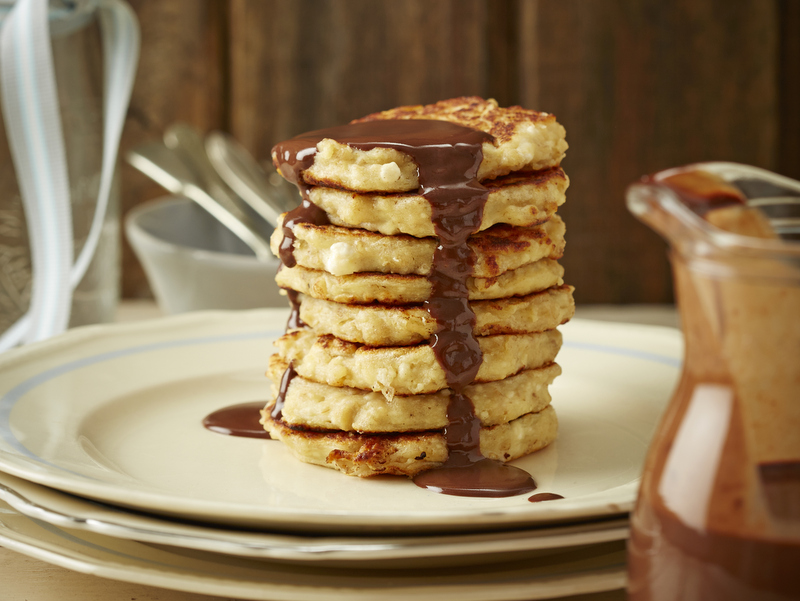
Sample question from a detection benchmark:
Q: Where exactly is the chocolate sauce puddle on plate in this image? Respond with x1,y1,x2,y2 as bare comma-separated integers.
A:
415,459,537,498
203,402,272,439
528,492,564,503
275,119,538,498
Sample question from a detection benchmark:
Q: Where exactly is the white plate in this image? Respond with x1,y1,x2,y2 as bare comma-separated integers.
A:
0,469,628,567
0,500,627,601
0,310,681,533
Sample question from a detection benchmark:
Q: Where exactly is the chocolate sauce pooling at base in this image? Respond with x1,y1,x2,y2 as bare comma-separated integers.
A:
414,459,537,498
202,402,272,439
273,119,537,497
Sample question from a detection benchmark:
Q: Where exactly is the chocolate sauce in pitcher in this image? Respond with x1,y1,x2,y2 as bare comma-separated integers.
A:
627,168,800,600
273,120,537,498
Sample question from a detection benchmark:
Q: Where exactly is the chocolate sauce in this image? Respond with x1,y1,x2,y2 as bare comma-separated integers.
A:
440,390,485,465
627,171,800,599
630,393,800,600
649,170,746,214
202,402,272,439
285,288,305,330
528,492,564,503
414,458,537,498
270,363,297,421
412,387,537,497
273,119,537,497
278,198,330,267
629,503,800,600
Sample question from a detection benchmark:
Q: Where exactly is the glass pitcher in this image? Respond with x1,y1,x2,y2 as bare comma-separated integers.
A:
625,162,800,600
0,0,138,348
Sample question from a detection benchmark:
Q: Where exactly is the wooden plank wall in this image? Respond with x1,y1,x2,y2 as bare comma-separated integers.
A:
121,0,798,304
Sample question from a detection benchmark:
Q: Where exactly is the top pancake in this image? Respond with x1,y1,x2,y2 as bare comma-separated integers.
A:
272,97,567,193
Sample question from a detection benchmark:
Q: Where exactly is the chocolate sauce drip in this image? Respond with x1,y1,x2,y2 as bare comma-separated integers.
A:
441,391,485,466
285,288,305,330
528,492,564,503
271,131,331,267
270,363,297,420
202,402,272,439
273,119,537,497
278,198,330,267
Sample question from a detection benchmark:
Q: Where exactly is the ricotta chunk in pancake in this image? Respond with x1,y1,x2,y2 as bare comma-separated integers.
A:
296,285,575,346
261,406,558,478
310,167,568,237
275,258,564,305
274,97,568,193
271,215,566,277
267,357,559,432
273,328,562,396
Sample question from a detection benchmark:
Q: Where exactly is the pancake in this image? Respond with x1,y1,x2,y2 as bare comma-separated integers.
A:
295,285,575,346
261,406,558,478
267,358,560,432
275,97,567,193
275,258,564,305
271,215,565,278
273,328,562,396
308,167,567,237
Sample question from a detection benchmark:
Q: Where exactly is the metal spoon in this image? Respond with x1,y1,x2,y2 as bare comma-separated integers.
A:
126,140,273,261
163,123,261,218
205,131,296,227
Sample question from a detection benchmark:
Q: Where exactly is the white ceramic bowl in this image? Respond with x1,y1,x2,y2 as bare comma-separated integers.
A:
125,196,284,313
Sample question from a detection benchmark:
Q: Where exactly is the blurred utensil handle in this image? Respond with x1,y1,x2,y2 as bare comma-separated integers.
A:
127,141,274,262
205,131,287,227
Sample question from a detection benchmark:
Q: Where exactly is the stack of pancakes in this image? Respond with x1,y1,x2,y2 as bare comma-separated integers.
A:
262,97,573,478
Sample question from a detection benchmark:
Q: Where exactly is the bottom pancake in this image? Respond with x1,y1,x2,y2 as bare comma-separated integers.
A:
261,406,558,478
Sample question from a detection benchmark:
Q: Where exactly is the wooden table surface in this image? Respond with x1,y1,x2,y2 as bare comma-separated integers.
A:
0,301,678,600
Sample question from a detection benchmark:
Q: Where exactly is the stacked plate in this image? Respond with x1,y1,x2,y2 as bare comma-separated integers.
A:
0,309,681,600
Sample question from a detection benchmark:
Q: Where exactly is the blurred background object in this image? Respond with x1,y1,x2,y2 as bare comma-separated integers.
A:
0,0,138,348
120,0,799,306
127,128,274,260
125,195,282,313
0,1,110,341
